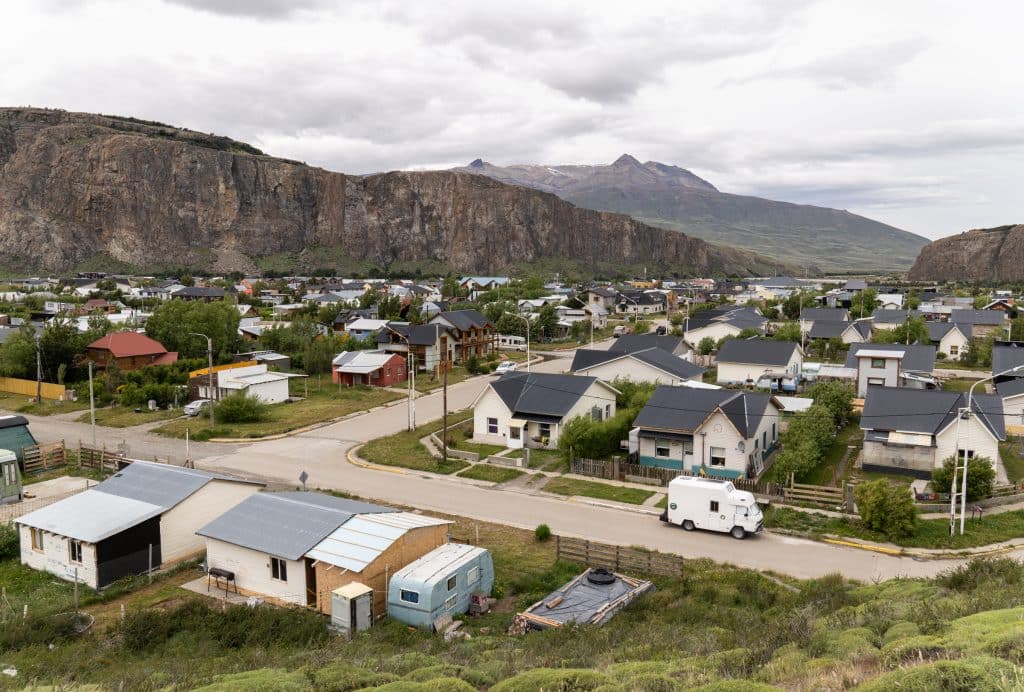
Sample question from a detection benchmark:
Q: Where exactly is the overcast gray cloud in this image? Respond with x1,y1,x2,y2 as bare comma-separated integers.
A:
1,0,1022,239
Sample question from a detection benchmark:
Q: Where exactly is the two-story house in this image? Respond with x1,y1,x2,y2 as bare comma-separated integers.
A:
845,343,937,397
377,323,456,373
428,310,496,362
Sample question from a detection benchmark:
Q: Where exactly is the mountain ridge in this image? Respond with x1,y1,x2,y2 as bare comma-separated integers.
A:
0,107,793,277
453,156,928,272
907,224,1024,281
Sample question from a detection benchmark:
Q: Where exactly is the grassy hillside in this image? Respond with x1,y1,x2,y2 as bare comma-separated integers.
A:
2,515,1024,689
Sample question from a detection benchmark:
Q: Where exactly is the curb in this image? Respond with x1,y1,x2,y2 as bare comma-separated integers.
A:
772,528,1024,560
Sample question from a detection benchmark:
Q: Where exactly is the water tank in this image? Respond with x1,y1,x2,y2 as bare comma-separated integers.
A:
330,582,373,638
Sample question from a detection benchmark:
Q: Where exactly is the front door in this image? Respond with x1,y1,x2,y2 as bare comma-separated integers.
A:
305,559,317,607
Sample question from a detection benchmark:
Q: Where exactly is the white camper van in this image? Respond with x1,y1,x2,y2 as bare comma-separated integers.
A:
660,476,763,539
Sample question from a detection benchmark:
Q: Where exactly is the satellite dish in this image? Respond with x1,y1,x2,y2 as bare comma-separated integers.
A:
737,441,746,452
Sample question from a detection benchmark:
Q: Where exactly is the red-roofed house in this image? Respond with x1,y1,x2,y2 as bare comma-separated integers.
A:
86,333,178,371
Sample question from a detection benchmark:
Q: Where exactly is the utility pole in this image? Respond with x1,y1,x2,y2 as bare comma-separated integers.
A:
34,332,42,403
442,359,449,467
190,332,215,428
88,361,96,446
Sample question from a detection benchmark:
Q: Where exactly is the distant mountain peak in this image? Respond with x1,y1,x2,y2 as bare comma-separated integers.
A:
468,158,486,168
612,153,642,167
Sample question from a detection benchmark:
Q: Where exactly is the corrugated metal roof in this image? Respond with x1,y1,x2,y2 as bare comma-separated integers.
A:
16,490,162,543
390,543,488,584
307,512,450,571
94,460,259,511
196,492,397,561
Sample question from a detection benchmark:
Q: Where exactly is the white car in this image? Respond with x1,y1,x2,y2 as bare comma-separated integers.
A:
184,399,211,417
494,361,517,375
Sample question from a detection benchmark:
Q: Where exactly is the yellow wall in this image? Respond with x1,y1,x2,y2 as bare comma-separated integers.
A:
0,377,66,401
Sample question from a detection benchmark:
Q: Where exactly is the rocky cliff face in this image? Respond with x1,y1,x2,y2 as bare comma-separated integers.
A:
907,225,1024,282
0,108,787,276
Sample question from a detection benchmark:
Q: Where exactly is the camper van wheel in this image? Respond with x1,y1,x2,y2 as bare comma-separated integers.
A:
730,526,746,540
681,520,695,531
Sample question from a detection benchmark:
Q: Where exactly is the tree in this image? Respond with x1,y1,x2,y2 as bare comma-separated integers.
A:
737,327,761,339
534,305,559,341
215,392,269,423
809,381,854,425
698,337,716,356
782,291,817,320
0,325,37,379
932,456,996,502
145,300,240,360
849,288,878,319
496,313,526,337
872,317,929,345
772,403,836,481
854,479,919,539
772,322,802,342
631,319,652,335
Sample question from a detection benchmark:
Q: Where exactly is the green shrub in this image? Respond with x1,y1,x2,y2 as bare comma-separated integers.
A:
879,634,947,668
0,612,79,651
938,557,1024,591
854,656,1019,691
374,679,476,692
0,522,20,560
535,523,552,542
403,664,495,688
691,682,782,691
933,456,996,502
490,668,610,691
882,620,921,645
214,393,269,423
854,479,919,539
192,668,308,691
312,660,400,690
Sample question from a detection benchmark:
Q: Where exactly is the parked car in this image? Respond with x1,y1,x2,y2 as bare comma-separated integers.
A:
184,399,211,417
494,361,517,375
655,325,667,335
613,325,629,338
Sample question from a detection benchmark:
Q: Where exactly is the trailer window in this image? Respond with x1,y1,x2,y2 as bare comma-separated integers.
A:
447,575,458,590
445,594,457,611
400,589,419,604
467,566,480,585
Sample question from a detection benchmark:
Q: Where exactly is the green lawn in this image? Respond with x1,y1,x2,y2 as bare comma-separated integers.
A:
456,464,525,484
542,477,654,505
414,365,474,393
76,406,181,428
999,441,1024,484
359,410,473,474
448,438,507,457
765,505,1024,549
942,378,984,392
0,390,90,417
804,418,863,486
934,362,993,371
153,386,402,440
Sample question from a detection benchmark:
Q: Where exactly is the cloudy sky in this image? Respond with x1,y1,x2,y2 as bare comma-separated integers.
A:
3,0,1021,239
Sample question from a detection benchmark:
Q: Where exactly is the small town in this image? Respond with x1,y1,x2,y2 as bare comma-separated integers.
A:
2,1,1023,689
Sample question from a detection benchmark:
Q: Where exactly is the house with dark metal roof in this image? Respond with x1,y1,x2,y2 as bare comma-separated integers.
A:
715,339,802,391
860,387,1004,478
171,286,227,302
16,461,263,589
609,333,690,358
993,341,1024,384
845,343,937,397
198,492,451,611
377,322,456,373
798,308,849,336
951,309,1009,339
631,386,782,478
570,347,704,385
870,309,923,331
997,377,1024,430
683,306,767,345
926,322,971,360
471,372,619,450
429,310,496,362
808,318,873,343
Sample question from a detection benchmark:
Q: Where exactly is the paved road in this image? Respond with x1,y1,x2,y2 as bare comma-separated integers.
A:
11,343,1012,582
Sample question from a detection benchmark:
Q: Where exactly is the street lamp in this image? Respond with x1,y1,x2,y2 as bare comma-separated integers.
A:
619,294,639,322
189,332,215,428
950,363,1024,535
389,329,416,431
504,312,531,372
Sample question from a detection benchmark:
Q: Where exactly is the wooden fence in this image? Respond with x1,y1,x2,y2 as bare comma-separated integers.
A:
555,536,684,579
0,376,66,401
783,475,846,509
21,442,66,474
570,457,785,499
78,443,127,473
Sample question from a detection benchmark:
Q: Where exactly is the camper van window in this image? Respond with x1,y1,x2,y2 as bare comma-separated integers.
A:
468,566,480,585
724,482,735,492
3,463,15,486
69,540,82,564
710,447,726,467
400,589,419,603
445,594,457,611
655,439,670,457
710,500,719,512
487,418,498,434
447,575,458,590
270,557,288,581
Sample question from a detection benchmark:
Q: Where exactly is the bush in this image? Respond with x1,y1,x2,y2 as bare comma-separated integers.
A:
490,668,610,691
857,656,1017,690
0,522,19,560
698,337,716,355
535,523,552,542
214,393,269,424
854,479,919,539
932,455,996,502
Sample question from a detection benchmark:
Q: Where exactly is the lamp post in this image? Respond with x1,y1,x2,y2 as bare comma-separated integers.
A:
619,294,639,323
950,364,1024,535
504,312,531,372
391,329,416,431
189,332,215,428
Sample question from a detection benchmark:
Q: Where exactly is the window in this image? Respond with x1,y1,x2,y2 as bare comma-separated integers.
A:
30,528,43,552
270,557,288,581
950,345,959,356
69,540,82,564
710,447,726,467
605,404,611,419
772,423,776,441
867,377,886,386
400,589,419,604
538,423,551,439
710,500,719,512
487,417,498,434
655,439,671,458
447,574,458,591
510,427,521,441
444,594,457,611
762,431,767,449
870,358,886,368
467,566,480,585
2,463,15,487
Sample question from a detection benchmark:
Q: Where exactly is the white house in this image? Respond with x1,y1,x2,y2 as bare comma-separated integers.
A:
471,372,619,449
684,306,766,345
927,322,971,360
346,318,390,341
715,339,802,392
845,343,937,397
870,309,922,331
632,387,782,479
570,347,704,385
197,363,296,404
16,462,263,589
861,387,1004,478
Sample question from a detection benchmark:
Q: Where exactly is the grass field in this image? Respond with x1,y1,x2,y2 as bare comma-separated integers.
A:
456,464,525,484
999,440,1024,484
0,391,89,417
76,406,181,428
943,377,984,392
766,505,1024,549
542,476,654,505
804,418,863,486
359,410,473,474
153,386,402,440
